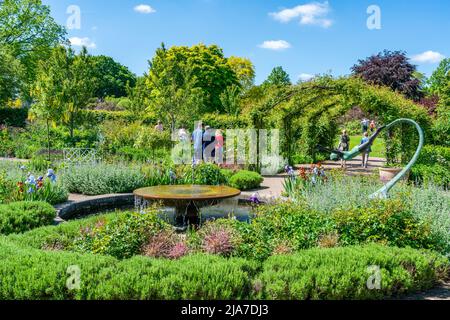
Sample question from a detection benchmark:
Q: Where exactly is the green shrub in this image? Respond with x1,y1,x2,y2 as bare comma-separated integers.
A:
256,244,449,300
0,201,56,235
0,238,259,300
228,170,263,190
190,163,227,185
417,145,450,167
73,209,169,259
332,199,437,250
63,164,146,195
0,238,446,300
411,164,450,188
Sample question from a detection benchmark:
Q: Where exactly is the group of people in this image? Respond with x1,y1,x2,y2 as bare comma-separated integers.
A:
338,118,377,169
191,123,224,164
155,121,224,165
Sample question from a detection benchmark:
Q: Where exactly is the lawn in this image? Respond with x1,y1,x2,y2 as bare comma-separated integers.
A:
349,136,385,158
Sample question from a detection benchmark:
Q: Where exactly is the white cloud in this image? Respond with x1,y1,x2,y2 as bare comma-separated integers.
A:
134,4,156,14
69,37,96,49
259,40,292,51
411,51,445,64
298,73,315,82
270,1,333,28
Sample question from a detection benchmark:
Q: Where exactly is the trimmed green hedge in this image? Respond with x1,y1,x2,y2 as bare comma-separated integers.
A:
255,245,449,300
0,202,56,235
0,238,258,300
228,170,263,190
0,107,28,127
0,238,447,300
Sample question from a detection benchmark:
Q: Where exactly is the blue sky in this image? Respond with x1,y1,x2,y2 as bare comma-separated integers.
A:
43,0,450,84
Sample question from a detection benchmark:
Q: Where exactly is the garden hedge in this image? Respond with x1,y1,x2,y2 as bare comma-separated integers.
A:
0,201,56,235
255,244,449,300
0,237,447,300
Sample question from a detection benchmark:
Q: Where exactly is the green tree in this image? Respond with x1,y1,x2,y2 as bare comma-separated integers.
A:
147,43,238,114
31,46,95,147
227,56,255,91
263,66,291,87
427,58,450,99
0,0,66,101
0,47,22,105
126,76,149,114
220,85,241,118
90,55,136,98
147,45,204,132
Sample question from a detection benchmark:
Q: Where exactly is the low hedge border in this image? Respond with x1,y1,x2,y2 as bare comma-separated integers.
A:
1,225,448,300
0,201,56,235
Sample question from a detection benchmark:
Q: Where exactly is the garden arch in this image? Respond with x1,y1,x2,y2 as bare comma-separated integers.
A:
251,77,430,166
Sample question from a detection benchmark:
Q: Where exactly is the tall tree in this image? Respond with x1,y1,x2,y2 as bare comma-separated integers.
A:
263,66,291,87
227,56,255,91
0,0,66,101
147,43,238,113
427,58,450,98
147,45,204,132
352,50,423,100
31,46,95,146
90,55,137,98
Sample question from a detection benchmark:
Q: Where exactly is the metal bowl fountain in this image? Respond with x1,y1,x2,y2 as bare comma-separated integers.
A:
134,185,241,227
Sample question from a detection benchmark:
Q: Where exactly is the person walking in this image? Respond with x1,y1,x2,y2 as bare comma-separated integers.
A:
215,129,224,165
361,118,369,134
338,129,350,169
192,123,203,163
155,120,164,132
202,126,215,163
360,132,372,168
369,120,376,134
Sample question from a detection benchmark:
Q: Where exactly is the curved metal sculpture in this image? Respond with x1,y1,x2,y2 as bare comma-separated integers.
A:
318,118,424,199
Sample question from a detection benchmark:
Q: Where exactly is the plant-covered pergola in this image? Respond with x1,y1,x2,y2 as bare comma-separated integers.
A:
251,77,430,167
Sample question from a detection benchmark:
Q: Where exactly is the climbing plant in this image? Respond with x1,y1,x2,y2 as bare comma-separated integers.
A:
250,76,430,166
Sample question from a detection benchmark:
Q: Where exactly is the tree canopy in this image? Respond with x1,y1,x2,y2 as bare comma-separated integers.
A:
90,55,137,99
263,66,291,87
0,0,67,101
352,50,422,101
147,43,238,114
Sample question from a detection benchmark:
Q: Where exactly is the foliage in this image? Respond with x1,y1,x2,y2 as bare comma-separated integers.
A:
190,163,227,185
0,107,28,127
0,47,22,104
63,164,147,195
256,245,449,300
228,170,263,190
0,0,66,101
0,201,55,235
89,55,136,98
146,44,204,131
73,209,169,259
31,46,96,150
220,85,242,117
351,50,423,100
427,58,450,98
411,165,450,188
147,43,239,115
0,237,260,300
227,56,255,90
263,66,291,87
